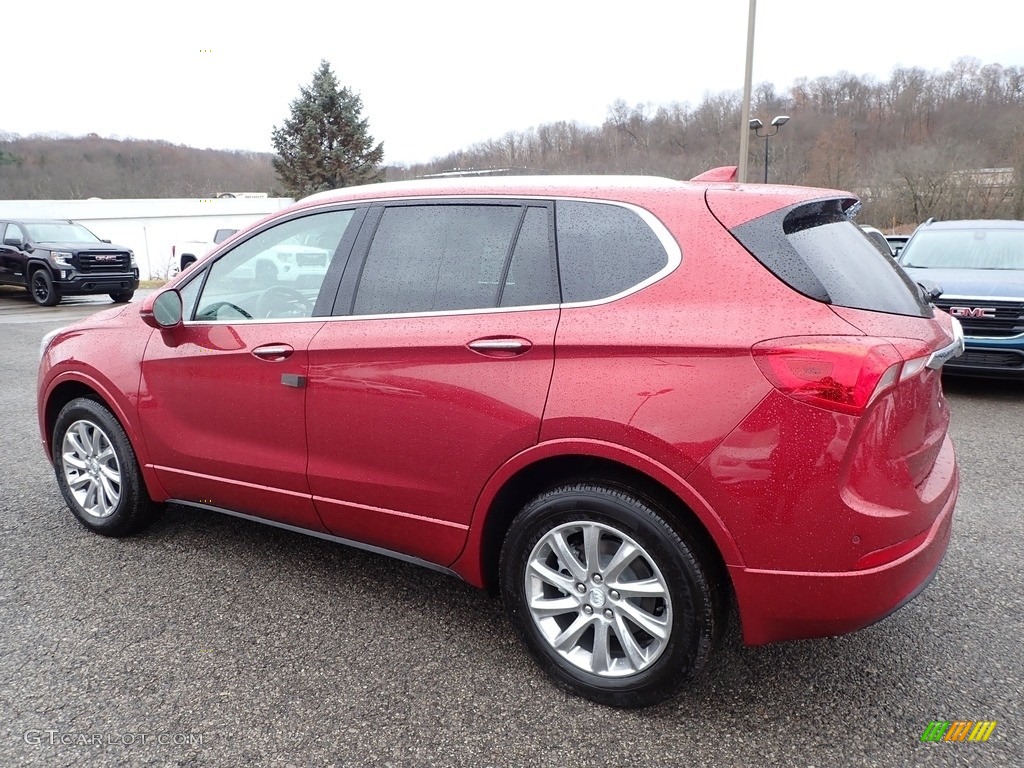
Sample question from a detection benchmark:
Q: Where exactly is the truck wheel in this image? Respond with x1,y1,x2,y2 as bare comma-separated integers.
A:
180,254,197,271
31,269,60,306
109,291,135,303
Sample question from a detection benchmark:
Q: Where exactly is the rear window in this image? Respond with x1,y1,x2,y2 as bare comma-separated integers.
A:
901,228,1024,270
731,200,930,318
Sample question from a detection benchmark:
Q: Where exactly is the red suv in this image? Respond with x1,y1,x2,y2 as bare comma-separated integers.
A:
38,175,963,708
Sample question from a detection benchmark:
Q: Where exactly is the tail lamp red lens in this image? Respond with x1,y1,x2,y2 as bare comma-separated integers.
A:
752,337,903,416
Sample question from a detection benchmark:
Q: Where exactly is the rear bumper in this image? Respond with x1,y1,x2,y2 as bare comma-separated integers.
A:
730,479,956,645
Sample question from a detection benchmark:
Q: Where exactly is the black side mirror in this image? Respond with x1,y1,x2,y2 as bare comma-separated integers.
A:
3,237,23,249
916,280,943,302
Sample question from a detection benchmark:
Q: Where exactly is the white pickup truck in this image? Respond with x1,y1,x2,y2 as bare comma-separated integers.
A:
172,228,239,273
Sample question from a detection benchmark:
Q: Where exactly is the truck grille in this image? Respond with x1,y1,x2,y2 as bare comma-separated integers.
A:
933,298,1024,338
949,349,1024,369
78,252,131,273
296,252,328,267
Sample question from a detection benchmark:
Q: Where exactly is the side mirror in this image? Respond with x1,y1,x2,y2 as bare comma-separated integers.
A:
141,289,183,329
3,237,24,249
101,239,111,244
916,280,943,303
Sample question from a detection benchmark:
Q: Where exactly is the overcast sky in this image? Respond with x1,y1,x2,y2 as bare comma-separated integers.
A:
3,1,1022,166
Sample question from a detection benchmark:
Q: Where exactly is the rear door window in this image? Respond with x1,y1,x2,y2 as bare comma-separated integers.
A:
350,203,558,315
730,200,930,318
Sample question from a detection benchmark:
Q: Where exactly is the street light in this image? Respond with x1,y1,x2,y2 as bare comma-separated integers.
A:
749,115,790,183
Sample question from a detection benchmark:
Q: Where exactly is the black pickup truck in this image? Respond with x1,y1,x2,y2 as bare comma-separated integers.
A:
0,219,139,306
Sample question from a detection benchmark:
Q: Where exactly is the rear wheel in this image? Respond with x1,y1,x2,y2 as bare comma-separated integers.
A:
52,397,162,537
500,482,724,708
30,269,60,306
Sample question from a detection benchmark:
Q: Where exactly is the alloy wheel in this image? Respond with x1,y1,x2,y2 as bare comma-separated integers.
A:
525,520,673,677
60,419,122,519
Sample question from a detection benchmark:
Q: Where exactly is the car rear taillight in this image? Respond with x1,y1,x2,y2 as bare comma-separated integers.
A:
751,337,904,416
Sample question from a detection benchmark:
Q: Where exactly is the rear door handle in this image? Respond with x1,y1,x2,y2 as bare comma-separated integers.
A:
252,344,294,361
467,337,533,357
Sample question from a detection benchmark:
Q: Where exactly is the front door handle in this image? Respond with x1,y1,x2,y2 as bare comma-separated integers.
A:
467,337,533,357
252,343,293,361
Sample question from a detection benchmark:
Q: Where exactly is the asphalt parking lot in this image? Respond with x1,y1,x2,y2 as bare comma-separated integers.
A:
1,291,1021,767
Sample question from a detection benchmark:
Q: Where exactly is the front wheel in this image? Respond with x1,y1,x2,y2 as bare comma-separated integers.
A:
52,397,162,537
109,291,135,303
30,269,60,306
500,482,724,708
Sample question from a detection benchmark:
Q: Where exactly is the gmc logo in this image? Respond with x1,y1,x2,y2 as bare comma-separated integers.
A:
949,306,997,319
93,255,119,262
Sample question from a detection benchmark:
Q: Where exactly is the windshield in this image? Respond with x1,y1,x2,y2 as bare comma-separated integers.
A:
23,222,101,243
902,228,1024,270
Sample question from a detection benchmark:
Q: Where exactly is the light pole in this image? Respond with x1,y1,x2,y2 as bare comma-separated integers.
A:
749,115,790,183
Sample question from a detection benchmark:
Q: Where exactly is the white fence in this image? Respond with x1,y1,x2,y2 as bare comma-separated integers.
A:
0,198,295,279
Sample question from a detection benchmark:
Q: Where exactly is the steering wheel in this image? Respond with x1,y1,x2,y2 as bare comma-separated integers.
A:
198,301,252,320
256,286,313,318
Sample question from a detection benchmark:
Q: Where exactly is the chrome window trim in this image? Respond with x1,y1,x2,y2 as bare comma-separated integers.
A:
181,195,681,327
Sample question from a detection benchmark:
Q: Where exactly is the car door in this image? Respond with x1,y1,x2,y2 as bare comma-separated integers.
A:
139,208,362,530
0,222,27,283
305,201,561,564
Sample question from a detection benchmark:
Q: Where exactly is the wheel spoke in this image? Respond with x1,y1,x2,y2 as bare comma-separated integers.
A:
66,427,89,457
549,530,587,582
604,540,639,583
528,560,576,595
591,620,612,674
613,614,648,670
618,599,670,641
611,576,668,600
582,523,602,574
98,474,119,510
528,595,580,618
99,463,120,483
68,473,91,490
553,613,594,652
62,452,88,470
83,479,99,512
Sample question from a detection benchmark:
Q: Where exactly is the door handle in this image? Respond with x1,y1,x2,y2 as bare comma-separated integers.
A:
467,337,532,357
252,343,293,361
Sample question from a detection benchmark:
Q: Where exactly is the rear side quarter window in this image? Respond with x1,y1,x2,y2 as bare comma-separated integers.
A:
555,201,670,303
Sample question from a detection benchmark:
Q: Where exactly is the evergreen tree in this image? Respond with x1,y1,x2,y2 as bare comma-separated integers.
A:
271,60,384,197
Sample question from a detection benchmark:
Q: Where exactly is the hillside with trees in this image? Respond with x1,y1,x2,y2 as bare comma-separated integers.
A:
389,58,1024,228
2,58,1022,228
0,135,280,199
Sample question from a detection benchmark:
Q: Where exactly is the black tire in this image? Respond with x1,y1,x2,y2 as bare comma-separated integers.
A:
180,254,197,271
30,268,60,306
109,291,135,303
52,397,162,537
500,482,725,708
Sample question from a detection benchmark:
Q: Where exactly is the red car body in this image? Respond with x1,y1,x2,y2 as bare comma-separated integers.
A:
38,175,961,702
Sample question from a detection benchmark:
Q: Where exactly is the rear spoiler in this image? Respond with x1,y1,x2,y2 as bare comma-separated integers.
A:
690,166,738,182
